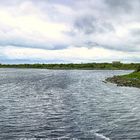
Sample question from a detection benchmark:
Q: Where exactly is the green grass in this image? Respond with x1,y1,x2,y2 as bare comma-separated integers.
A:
106,71,140,88
120,72,140,80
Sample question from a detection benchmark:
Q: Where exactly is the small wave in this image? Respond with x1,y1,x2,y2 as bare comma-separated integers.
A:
94,133,110,140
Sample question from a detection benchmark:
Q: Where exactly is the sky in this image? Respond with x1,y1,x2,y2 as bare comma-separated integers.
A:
0,0,140,64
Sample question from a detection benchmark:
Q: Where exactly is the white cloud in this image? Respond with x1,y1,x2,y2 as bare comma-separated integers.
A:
1,46,139,63
0,0,139,63
0,1,71,48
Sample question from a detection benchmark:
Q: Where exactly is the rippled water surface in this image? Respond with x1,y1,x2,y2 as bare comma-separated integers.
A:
0,69,140,140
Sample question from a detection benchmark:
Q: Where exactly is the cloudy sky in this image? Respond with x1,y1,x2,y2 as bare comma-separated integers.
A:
0,0,140,63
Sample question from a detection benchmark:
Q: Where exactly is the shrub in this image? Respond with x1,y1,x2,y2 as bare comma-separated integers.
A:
136,66,140,72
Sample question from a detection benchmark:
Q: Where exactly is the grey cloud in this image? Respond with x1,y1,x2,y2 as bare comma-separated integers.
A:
0,0,140,63
0,41,67,50
105,0,132,12
47,0,74,6
0,0,21,6
74,16,96,34
130,29,140,36
102,22,115,32
73,16,115,35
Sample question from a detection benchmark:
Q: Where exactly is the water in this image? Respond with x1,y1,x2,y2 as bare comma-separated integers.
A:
0,69,140,140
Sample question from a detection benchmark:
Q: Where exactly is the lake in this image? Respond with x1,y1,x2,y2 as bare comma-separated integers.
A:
0,69,140,140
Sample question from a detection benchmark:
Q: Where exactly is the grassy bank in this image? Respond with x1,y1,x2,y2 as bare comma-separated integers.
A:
106,71,140,88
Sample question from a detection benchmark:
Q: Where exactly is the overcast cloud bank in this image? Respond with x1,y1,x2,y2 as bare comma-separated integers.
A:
0,0,140,63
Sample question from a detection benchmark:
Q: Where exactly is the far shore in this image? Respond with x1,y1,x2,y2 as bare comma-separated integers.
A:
0,63,140,70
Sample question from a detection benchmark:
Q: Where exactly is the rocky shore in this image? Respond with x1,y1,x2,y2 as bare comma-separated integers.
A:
106,74,140,88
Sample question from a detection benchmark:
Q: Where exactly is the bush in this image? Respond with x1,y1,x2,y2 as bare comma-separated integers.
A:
136,66,140,72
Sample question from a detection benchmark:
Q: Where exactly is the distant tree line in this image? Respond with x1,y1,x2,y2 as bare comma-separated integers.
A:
0,63,140,70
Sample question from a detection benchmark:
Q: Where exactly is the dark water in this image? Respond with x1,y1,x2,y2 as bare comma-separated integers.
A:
0,69,140,140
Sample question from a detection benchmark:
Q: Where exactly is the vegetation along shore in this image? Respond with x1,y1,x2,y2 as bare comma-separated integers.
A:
106,66,140,88
0,62,140,70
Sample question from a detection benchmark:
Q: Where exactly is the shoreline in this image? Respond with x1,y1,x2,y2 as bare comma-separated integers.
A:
0,63,139,70
0,67,135,70
105,72,140,88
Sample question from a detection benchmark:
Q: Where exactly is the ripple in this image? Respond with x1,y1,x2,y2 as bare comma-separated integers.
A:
95,133,111,140
0,69,140,139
